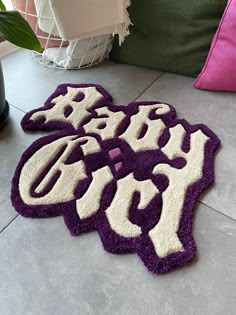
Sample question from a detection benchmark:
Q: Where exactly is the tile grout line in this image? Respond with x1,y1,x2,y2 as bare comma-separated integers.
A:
199,200,236,222
0,214,19,235
132,72,165,102
9,103,27,114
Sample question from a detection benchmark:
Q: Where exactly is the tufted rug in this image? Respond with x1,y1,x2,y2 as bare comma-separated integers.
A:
11,84,220,274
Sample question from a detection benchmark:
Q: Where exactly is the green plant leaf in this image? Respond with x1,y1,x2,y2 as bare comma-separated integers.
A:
0,0,6,11
0,11,42,51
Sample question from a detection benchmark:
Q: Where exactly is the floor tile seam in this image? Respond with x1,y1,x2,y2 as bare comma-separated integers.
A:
198,200,236,222
132,72,165,102
9,103,26,114
0,214,19,235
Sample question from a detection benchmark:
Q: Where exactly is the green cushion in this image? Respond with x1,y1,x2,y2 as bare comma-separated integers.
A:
110,0,227,76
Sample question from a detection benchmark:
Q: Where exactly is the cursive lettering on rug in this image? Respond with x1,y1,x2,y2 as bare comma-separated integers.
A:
11,84,220,274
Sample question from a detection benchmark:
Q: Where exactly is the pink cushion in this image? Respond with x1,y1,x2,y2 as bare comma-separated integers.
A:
194,0,236,91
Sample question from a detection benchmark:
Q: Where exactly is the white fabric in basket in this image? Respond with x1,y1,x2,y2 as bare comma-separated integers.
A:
43,35,112,69
34,0,131,44
34,0,59,36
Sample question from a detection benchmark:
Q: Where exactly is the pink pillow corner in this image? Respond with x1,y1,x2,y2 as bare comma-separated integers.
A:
194,0,236,92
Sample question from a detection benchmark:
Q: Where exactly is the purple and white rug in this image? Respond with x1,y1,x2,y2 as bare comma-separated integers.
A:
11,84,220,274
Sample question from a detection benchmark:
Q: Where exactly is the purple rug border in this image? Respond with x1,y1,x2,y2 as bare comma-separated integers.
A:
12,83,220,274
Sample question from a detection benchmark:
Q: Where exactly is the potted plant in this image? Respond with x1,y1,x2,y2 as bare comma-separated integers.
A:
0,0,41,128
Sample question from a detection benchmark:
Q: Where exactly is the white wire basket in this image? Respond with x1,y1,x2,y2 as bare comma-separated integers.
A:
11,0,113,69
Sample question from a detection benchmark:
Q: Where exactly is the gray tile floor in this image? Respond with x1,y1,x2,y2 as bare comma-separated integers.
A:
0,50,235,315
